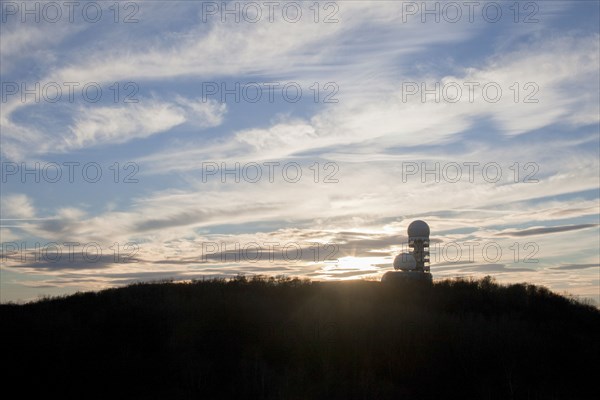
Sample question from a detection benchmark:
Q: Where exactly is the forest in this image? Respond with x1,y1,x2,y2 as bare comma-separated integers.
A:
2,276,598,399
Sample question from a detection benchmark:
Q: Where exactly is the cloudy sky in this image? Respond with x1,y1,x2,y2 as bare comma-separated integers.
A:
1,0,598,303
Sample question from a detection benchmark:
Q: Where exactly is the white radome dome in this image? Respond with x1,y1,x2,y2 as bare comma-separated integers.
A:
407,220,430,238
393,253,417,270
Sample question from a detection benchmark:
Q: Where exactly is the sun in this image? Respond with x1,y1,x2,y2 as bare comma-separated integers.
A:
315,256,390,280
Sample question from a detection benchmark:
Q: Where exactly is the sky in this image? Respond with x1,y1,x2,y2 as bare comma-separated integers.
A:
1,0,599,304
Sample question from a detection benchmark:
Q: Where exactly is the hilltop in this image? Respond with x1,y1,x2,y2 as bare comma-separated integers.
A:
2,276,599,399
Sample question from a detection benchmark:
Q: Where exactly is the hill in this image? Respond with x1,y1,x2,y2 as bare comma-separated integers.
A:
2,276,599,399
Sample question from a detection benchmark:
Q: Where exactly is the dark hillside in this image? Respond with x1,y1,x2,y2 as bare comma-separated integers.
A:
2,276,598,399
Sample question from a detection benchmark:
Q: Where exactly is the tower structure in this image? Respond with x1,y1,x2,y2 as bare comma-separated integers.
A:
407,220,430,273
382,220,432,283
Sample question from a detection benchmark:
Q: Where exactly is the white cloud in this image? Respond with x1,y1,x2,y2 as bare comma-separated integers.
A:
0,97,226,157
0,194,36,219
138,33,599,176
46,2,472,84
0,22,77,73
65,97,226,149
0,1,476,159
66,101,186,148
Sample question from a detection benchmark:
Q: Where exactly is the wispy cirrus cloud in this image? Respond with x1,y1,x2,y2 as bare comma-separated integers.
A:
1,96,226,158
65,97,226,149
495,224,598,237
550,263,599,271
136,33,599,174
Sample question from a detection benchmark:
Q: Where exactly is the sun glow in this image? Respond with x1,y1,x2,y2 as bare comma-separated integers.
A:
314,256,391,280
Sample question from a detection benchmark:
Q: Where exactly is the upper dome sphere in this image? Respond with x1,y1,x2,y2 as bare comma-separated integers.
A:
407,220,430,238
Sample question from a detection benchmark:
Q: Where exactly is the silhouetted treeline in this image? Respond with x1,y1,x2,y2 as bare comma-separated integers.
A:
2,276,598,399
